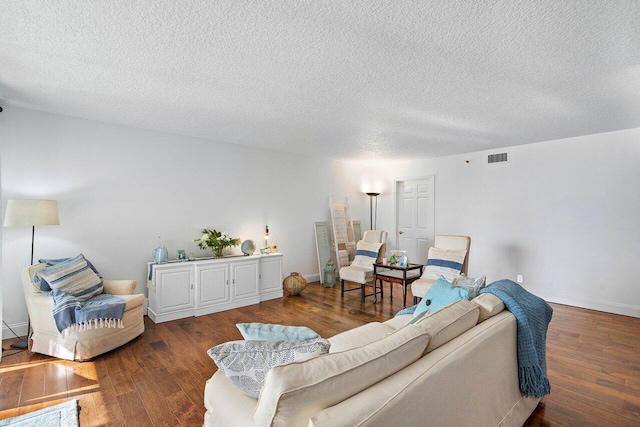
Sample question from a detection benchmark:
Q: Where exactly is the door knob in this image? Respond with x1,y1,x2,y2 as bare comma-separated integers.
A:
398,231,404,234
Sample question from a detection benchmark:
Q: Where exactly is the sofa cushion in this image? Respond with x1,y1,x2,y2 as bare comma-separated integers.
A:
329,322,396,353
236,323,320,341
472,293,505,322
338,265,373,283
413,276,470,318
421,247,467,281
254,324,430,427
207,338,331,398
415,299,479,353
36,254,104,301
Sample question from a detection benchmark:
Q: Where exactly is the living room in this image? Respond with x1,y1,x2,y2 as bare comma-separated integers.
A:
1,1,639,426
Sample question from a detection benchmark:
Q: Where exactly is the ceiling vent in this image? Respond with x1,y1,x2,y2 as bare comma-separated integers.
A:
488,152,508,164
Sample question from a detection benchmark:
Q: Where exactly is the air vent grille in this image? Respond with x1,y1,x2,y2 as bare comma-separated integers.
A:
488,152,508,163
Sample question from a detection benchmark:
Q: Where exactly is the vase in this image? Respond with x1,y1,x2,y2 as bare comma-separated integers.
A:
212,247,224,258
283,272,307,295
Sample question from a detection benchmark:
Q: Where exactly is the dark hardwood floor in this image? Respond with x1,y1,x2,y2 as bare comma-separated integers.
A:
1,282,639,426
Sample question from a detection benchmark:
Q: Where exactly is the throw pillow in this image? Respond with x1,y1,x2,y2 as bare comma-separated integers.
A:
454,274,487,299
36,254,104,301
421,247,467,281
208,338,331,398
34,254,103,294
236,323,320,341
413,276,470,318
349,240,383,269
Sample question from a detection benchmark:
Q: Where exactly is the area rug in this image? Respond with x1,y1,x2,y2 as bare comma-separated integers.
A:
0,400,79,427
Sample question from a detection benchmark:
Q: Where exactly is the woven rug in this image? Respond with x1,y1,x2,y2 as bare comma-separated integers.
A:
0,400,79,427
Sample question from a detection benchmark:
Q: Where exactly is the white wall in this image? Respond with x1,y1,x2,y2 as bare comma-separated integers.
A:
1,107,369,337
375,128,640,318
3,107,638,340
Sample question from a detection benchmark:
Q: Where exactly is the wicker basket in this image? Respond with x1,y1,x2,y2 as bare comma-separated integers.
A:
283,272,307,295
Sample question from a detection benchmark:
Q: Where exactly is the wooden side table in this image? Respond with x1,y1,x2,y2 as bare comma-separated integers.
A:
373,262,424,307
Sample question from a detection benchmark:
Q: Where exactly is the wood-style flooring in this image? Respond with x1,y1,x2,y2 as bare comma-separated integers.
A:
1,282,639,426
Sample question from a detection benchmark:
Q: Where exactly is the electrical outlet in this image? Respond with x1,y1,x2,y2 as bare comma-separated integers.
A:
516,275,523,284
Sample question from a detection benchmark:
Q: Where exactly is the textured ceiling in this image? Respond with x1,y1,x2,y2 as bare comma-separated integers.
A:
1,1,639,163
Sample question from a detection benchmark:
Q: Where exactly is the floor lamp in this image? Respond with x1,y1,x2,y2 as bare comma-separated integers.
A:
365,192,380,230
3,199,60,349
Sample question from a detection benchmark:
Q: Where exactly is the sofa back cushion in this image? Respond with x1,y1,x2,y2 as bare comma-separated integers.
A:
254,324,430,427
414,299,479,353
471,293,505,322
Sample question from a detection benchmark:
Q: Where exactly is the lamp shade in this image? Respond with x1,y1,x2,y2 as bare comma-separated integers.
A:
3,199,60,227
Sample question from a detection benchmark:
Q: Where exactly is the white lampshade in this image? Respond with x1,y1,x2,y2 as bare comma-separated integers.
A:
3,199,60,227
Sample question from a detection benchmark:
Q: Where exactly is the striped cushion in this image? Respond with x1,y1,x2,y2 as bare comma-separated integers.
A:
421,247,467,281
37,254,104,301
350,240,382,269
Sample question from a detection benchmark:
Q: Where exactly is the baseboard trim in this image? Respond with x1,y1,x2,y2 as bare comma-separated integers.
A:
535,290,640,318
2,322,28,341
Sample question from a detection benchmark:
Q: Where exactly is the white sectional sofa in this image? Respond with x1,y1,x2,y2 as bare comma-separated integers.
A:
204,294,541,426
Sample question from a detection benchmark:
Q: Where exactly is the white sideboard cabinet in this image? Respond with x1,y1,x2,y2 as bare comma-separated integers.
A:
148,253,283,323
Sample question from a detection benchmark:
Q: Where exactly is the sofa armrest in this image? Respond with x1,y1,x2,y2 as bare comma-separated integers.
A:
103,280,137,295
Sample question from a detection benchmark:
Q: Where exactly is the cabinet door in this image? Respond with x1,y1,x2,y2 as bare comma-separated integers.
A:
197,263,230,308
231,260,259,300
260,256,283,301
155,266,194,314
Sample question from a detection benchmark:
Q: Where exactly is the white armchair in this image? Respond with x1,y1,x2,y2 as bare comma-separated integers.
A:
411,235,471,305
22,263,145,361
339,230,388,303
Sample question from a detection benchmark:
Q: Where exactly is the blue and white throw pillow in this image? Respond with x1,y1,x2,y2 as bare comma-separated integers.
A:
208,338,331,398
35,254,103,294
236,323,320,341
350,240,383,268
413,276,470,318
36,254,104,301
454,275,487,299
421,247,467,281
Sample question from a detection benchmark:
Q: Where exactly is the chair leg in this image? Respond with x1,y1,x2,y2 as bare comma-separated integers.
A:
379,279,383,298
341,279,345,298
361,283,365,303
413,296,418,305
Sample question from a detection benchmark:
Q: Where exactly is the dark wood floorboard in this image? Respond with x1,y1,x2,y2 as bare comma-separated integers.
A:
1,282,639,426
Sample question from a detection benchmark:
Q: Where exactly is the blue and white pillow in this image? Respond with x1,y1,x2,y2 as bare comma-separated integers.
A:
236,323,320,341
454,275,486,299
350,240,383,268
421,247,467,281
36,254,103,301
208,338,331,398
35,254,102,294
413,276,470,318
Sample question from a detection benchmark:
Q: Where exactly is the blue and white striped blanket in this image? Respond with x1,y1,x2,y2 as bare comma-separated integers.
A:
52,290,126,334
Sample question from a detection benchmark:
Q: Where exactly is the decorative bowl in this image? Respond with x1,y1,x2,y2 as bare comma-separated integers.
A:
260,247,271,255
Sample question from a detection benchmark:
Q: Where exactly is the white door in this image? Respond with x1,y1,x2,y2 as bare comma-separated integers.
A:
396,177,435,265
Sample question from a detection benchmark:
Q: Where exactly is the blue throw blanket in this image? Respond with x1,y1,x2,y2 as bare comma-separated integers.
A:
480,280,553,398
52,290,126,334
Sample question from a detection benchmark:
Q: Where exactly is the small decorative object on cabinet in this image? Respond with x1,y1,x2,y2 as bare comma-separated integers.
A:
152,239,168,264
241,240,256,255
177,249,186,261
323,261,335,288
194,229,240,258
283,272,307,295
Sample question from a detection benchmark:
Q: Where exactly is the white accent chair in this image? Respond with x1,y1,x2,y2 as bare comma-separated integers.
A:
339,230,388,303
21,263,145,361
411,235,471,305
